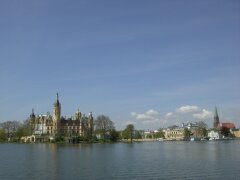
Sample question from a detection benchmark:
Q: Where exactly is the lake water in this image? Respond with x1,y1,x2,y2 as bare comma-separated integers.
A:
0,141,240,180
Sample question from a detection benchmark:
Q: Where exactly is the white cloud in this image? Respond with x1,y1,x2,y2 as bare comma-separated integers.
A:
124,121,135,126
136,114,155,120
131,109,159,121
165,112,173,117
193,109,213,119
131,112,137,116
130,106,214,129
141,119,159,125
145,109,159,116
177,105,200,114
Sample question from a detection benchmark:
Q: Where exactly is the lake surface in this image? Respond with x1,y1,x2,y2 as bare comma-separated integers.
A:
0,141,240,180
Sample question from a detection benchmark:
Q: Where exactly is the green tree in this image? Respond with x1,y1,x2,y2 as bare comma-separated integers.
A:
220,127,230,137
183,128,190,140
196,121,208,137
94,115,115,141
109,129,120,142
146,134,153,139
14,120,33,141
134,130,142,140
14,126,25,140
0,121,21,141
121,129,129,139
0,128,7,142
153,129,165,139
123,124,134,143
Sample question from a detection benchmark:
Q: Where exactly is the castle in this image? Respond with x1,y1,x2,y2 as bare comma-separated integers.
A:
28,93,94,138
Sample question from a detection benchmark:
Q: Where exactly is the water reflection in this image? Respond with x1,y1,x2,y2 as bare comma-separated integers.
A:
0,141,240,180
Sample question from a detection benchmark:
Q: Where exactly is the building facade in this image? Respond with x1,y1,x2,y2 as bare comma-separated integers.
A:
164,127,184,140
231,129,240,138
29,93,94,138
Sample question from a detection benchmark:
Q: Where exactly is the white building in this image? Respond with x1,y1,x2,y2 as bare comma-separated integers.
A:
208,130,220,140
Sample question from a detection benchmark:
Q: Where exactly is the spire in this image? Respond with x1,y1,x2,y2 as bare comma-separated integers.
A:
75,108,80,114
75,108,81,120
88,112,93,117
213,106,220,128
54,92,60,106
30,108,35,118
214,106,219,118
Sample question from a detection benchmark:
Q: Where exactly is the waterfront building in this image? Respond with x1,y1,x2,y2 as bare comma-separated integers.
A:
208,130,220,140
28,93,94,140
181,122,205,138
164,127,184,140
231,129,240,137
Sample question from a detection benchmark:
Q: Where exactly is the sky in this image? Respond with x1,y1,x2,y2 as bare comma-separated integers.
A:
0,0,239,130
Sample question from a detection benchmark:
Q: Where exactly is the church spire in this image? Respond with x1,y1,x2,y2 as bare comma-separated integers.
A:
213,106,220,128
214,106,218,118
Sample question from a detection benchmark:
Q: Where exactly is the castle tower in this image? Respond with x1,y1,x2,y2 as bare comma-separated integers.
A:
75,108,82,120
213,106,220,128
53,93,61,135
29,108,36,134
88,112,94,134
30,108,35,120
53,93,61,122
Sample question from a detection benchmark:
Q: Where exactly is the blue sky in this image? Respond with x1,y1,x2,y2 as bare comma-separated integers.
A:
0,0,239,130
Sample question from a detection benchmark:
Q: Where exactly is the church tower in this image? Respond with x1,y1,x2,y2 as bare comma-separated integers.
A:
53,93,61,135
213,106,220,128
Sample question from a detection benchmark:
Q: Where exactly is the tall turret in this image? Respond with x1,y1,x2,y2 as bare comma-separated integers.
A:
29,108,36,134
53,93,61,123
75,108,81,120
213,106,220,128
88,112,94,134
30,108,35,119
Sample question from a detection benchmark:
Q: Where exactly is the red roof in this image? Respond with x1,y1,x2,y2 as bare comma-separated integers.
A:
218,122,236,129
